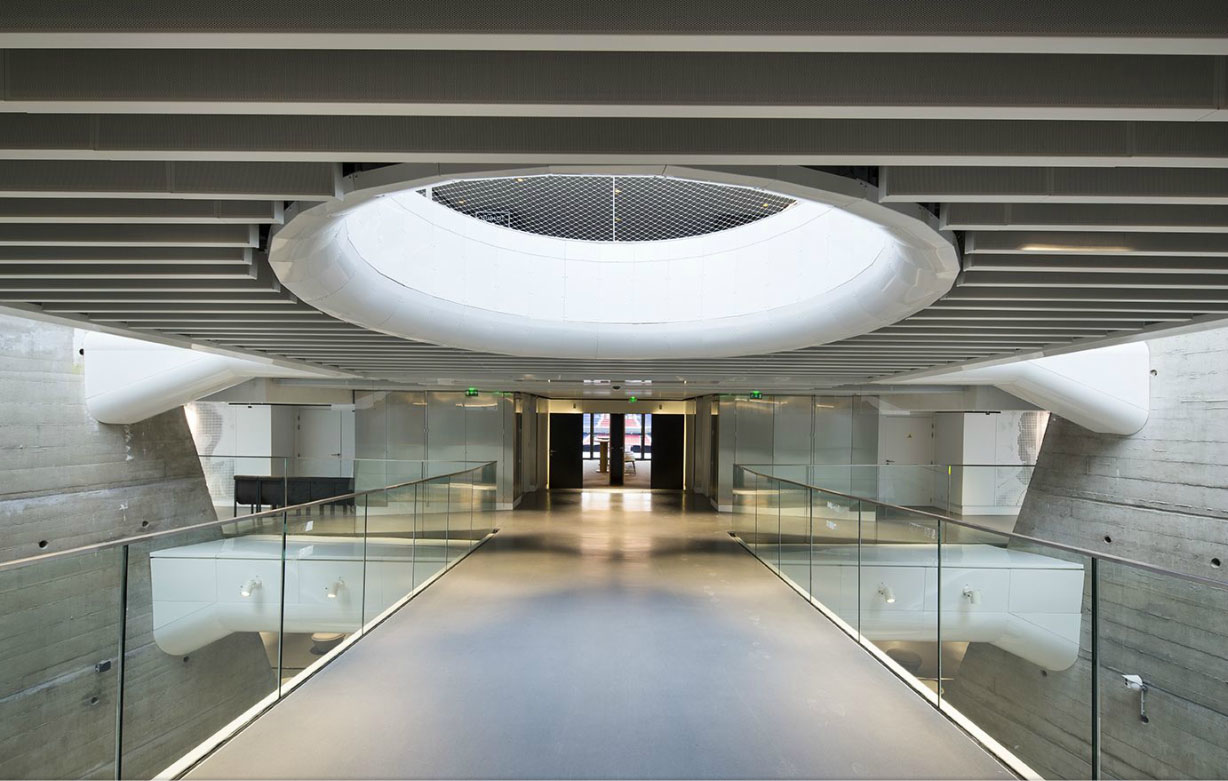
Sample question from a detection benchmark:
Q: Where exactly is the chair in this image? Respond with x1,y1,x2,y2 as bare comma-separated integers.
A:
624,451,636,474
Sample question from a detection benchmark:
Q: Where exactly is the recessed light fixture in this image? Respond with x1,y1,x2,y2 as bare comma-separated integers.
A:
1019,244,1132,253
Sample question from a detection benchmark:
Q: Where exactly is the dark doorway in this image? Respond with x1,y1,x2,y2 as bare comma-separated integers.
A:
609,413,625,486
650,414,684,489
548,413,584,488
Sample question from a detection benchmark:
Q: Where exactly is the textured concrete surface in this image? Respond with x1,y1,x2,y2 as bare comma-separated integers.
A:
190,491,1009,780
945,328,1228,780
0,313,274,779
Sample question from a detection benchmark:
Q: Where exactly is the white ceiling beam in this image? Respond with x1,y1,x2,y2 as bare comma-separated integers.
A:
0,223,257,247
883,167,1228,204
964,255,1228,273
1,0,1225,54
942,203,1228,233
2,115,1228,167
0,246,251,263
0,198,282,224
0,160,341,200
966,231,1228,256
1,50,1222,121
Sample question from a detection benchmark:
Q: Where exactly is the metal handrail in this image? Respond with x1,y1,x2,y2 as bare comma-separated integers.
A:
0,461,496,574
735,462,1038,468
735,464,1228,590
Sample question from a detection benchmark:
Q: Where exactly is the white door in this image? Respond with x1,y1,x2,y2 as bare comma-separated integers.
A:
295,407,354,477
877,414,935,507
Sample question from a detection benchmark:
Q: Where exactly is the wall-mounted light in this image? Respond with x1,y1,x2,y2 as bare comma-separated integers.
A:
325,579,345,599
962,585,982,605
1123,674,1150,723
878,584,896,604
239,578,261,598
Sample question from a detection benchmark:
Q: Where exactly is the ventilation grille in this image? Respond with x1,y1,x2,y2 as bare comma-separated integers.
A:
424,174,795,242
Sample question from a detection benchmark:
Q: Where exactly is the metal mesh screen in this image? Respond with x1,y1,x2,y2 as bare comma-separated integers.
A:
424,174,795,242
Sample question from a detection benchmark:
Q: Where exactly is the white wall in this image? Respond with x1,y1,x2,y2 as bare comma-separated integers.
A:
938,411,1049,515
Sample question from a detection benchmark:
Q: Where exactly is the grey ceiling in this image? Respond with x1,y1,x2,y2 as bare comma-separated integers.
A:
1,2,1226,393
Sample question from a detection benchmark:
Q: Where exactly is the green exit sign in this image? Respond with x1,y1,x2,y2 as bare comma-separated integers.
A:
466,387,479,397
750,390,763,399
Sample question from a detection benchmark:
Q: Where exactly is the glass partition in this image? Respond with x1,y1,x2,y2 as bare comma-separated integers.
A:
777,481,810,591
0,548,125,780
731,464,1223,780
861,499,941,697
939,522,1094,779
0,460,494,781
1096,562,1228,780
197,455,288,519
809,489,861,632
121,512,286,777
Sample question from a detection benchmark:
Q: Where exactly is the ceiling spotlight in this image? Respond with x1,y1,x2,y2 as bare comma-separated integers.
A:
239,577,262,598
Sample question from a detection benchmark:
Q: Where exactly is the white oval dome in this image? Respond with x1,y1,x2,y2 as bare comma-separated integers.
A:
270,166,958,360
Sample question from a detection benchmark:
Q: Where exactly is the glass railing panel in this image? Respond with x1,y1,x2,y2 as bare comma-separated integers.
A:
448,471,475,559
197,456,288,520
287,456,353,482
809,489,862,633
731,466,756,545
415,477,451,587
876,464,945,513
1097,562,1228,780
278,495,367,686
0,548,124,780
474,461,497,536
364,486,419,625
120,512,285,778
777,480,810,592
859,501,941,697
944,465,1035,541
756,476,781,568
364,483,420,617
939,521,1094,779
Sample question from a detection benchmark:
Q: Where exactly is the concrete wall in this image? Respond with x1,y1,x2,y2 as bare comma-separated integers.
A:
944,328,1228,780
0,313,275,779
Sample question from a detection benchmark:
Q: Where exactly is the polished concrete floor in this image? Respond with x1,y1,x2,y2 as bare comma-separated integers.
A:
189,491,1010,780
583,457,653,488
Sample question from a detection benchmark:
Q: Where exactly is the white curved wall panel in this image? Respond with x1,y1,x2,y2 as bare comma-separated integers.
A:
894,342,1151,435
270,165,959,360
84,332,327,425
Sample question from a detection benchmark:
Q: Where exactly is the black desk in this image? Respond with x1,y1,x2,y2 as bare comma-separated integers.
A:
233,475,356,515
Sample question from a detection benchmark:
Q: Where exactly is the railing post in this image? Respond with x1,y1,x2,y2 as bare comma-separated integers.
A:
113,543,129,781
276,510,288,697
1090,556,1101,780
936,517,943,705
